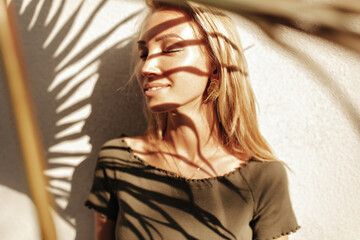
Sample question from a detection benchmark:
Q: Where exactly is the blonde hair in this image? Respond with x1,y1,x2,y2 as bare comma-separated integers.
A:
132,0,277,162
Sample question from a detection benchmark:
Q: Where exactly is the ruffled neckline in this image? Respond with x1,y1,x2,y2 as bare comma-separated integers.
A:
119,137,254,183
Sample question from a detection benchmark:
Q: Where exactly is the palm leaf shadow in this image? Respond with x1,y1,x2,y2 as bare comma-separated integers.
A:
189,0,360,136
8,0,146,239
249,20,360,138
94,155,241,240
6,0,359,239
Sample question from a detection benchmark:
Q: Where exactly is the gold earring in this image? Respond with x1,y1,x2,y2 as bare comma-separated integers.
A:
206,78,219,102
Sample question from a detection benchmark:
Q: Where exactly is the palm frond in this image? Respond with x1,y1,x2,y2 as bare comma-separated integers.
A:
164,0,360,53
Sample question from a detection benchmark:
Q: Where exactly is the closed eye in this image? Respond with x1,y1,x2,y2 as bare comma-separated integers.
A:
139,51,148,59
139,49,183,59
140,54,148,59
163,49,183,54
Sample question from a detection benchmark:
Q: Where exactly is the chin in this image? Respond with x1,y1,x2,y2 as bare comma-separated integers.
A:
147,103,181,113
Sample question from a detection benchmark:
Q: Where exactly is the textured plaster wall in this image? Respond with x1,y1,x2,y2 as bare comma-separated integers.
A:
1,0,359,239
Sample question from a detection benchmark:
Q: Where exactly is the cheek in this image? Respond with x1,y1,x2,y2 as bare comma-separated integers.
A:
163,49,211,78
165,48,211,91
186,46,211,75
171,70,209,96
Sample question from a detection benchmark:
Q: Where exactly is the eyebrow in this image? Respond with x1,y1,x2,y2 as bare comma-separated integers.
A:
137,33,184,46
155,33,184,42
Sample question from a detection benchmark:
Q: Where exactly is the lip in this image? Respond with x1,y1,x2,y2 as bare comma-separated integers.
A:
143,82,171,90
143,82,171,97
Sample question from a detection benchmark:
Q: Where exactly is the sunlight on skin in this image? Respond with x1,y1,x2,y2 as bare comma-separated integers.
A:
109,7,295,239
131,9,241,180
94,212,115,240
137,11,214,115
5,0,357,239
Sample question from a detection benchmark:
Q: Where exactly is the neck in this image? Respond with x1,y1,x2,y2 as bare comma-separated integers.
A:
162,102,220,161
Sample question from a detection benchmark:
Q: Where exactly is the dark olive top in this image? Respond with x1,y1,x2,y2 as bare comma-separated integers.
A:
85,138,300,240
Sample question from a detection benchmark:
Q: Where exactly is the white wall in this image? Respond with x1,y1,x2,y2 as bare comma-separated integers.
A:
1,0,359,239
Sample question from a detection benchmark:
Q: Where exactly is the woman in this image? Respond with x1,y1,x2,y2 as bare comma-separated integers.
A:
86,0,300,239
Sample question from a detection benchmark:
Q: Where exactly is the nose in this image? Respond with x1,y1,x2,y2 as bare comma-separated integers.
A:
141,54,162,78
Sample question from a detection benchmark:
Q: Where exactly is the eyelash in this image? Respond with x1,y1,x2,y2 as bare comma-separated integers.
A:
139,49,183,59
164,49,183,53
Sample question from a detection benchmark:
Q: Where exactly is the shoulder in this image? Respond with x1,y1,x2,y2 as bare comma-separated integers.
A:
123,135,157,159
244,159,287,178
96,137,134,167
241,160,289,196
99,137,130,155
122,135,147,152
244,160,299,238
97,135,151,165
102,137,128,149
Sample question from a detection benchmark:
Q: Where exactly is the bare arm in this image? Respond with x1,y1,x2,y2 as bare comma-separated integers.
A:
94,212,115,240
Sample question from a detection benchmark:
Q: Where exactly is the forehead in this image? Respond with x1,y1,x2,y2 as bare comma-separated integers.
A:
140,9,199,42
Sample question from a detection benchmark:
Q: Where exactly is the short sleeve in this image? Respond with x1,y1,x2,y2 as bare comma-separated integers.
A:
247,161,300,240
85,143,120,221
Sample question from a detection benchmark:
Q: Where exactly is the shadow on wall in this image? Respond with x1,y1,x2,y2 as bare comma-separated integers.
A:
67,43,147,240
2,0,360,239
2,0,146,239
262,32,360,139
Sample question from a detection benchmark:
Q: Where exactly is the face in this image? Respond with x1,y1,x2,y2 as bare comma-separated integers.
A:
137,9,214,113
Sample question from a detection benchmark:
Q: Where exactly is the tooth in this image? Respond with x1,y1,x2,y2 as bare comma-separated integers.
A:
149,87,162,91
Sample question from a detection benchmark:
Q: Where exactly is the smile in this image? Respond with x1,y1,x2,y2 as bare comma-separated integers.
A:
146,86,164,91
144,84,170,97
